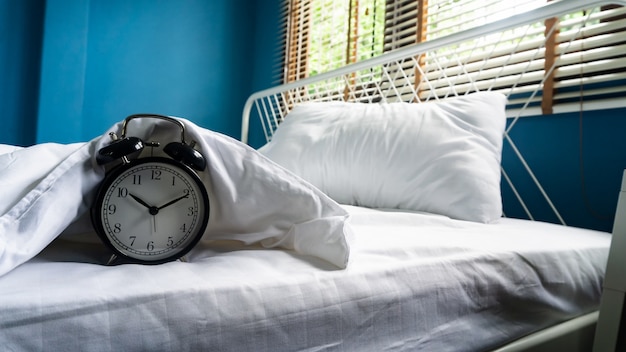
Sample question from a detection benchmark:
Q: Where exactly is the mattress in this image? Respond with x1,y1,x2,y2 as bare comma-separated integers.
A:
0,205,610,352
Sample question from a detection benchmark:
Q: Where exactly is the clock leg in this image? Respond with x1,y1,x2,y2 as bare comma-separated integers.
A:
106,254,119,266
179,256,188,263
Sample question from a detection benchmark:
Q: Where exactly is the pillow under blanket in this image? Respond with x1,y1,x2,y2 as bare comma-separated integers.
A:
259,92,507,223
0,118,351,277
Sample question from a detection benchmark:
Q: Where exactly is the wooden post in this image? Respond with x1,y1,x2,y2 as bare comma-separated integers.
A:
414,0,428,102
542,16,559,115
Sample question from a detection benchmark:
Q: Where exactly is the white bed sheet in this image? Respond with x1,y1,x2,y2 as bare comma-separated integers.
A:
0,205,610,352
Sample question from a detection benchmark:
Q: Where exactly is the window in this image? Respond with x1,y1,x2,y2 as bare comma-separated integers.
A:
283,0,548,82
279,0,626,114
284,0,386,83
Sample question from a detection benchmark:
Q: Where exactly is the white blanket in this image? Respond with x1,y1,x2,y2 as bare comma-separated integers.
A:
0,117,351,277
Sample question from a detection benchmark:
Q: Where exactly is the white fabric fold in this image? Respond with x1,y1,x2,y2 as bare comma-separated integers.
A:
0,117,351,277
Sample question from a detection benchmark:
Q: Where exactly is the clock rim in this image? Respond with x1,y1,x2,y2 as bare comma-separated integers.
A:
91,156,210,264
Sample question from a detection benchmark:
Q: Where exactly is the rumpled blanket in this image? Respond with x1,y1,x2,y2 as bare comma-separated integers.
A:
0,117,351,277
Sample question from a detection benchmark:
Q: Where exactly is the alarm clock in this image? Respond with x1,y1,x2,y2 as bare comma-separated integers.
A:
91,114,210,265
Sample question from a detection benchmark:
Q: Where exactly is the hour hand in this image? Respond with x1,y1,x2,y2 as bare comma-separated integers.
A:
129,193,151,209
130,193,159,215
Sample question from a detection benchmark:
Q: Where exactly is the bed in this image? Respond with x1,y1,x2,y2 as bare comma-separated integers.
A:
1,0,625,351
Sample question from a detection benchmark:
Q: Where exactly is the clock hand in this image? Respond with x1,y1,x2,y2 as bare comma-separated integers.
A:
157,193,190,210
129,193,151,208
130,193,159,215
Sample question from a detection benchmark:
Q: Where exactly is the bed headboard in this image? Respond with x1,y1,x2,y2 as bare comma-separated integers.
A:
242,0,626,227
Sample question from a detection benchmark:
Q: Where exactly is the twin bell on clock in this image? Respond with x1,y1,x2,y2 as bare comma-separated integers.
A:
91,114,210,265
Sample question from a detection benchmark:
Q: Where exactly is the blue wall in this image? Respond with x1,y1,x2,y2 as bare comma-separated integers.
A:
501,108,626,233
0,0,45,146
1,0,259,145
246,0,283,148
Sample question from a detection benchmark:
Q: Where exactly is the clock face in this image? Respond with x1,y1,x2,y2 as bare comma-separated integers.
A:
92,157,209,263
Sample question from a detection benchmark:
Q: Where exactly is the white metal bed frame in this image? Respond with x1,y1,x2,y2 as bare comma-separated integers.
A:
241,0,626,350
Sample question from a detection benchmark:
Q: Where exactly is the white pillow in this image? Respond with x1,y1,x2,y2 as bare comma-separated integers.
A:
0,118,351,277
259,92,507,223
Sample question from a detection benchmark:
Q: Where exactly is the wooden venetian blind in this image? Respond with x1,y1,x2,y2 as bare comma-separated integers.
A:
281,0,626,114
384,0,426,51
284,0,385,84
286,0,311,83
547,5,626,113
419,0,550,103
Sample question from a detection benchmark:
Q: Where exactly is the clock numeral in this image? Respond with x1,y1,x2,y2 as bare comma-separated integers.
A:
187,207,195,216
180,223,187,232
151,170,161,180
117,187,128,198
133,174,141,185
147,241,154,251
171,176,176,186
113,223,122,233
183,189,190,196
129,236,136,246
107,204,117,215
167,236,174,247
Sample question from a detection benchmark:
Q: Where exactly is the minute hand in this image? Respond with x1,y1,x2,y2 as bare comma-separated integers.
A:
157,193,190,210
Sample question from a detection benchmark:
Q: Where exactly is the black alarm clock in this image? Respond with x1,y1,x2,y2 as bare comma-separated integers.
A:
91,114,209,265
